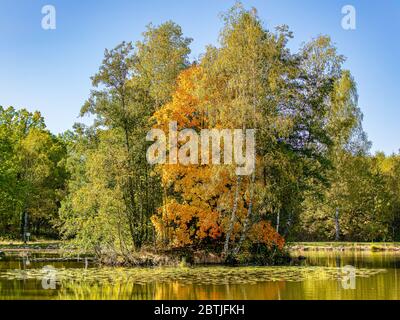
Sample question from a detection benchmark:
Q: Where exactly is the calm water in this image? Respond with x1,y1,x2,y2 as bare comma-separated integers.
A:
0,250,399,300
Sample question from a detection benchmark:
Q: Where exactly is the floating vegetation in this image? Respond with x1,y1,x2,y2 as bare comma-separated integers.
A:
0,266,387,287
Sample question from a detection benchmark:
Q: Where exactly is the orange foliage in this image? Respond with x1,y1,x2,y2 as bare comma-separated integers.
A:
151,66,231,247
151,66,284,250
249,221,285,250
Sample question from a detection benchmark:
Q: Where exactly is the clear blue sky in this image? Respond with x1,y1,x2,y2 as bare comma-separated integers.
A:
0,0,399,154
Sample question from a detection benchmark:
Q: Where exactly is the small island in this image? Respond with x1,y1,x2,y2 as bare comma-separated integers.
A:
1,2,399,301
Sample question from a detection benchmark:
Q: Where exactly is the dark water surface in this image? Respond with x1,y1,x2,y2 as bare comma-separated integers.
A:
0,250,399,300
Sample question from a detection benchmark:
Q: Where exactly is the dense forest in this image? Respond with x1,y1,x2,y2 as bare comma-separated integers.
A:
1,4,400,263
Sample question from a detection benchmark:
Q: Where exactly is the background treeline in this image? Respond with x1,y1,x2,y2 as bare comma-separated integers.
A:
0,107,67,238
1,4,400,255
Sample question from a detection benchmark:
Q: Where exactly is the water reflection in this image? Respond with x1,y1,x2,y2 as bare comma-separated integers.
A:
0,250,399,300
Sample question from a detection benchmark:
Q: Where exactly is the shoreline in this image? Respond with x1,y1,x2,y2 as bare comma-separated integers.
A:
289,242,400,252
3,241,400,266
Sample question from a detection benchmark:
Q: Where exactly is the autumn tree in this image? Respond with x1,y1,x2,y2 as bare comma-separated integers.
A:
150,5,295,257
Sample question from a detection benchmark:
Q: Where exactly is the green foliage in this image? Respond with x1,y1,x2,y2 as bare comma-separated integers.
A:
0,106,67,239
60,21,192,253
297,152,400,242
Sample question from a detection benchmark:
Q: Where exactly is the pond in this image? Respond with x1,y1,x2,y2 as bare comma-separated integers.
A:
0,250,399,300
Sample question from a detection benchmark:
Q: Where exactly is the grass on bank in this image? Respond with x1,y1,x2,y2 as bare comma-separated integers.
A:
289,242,400,251
0,240,62,250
